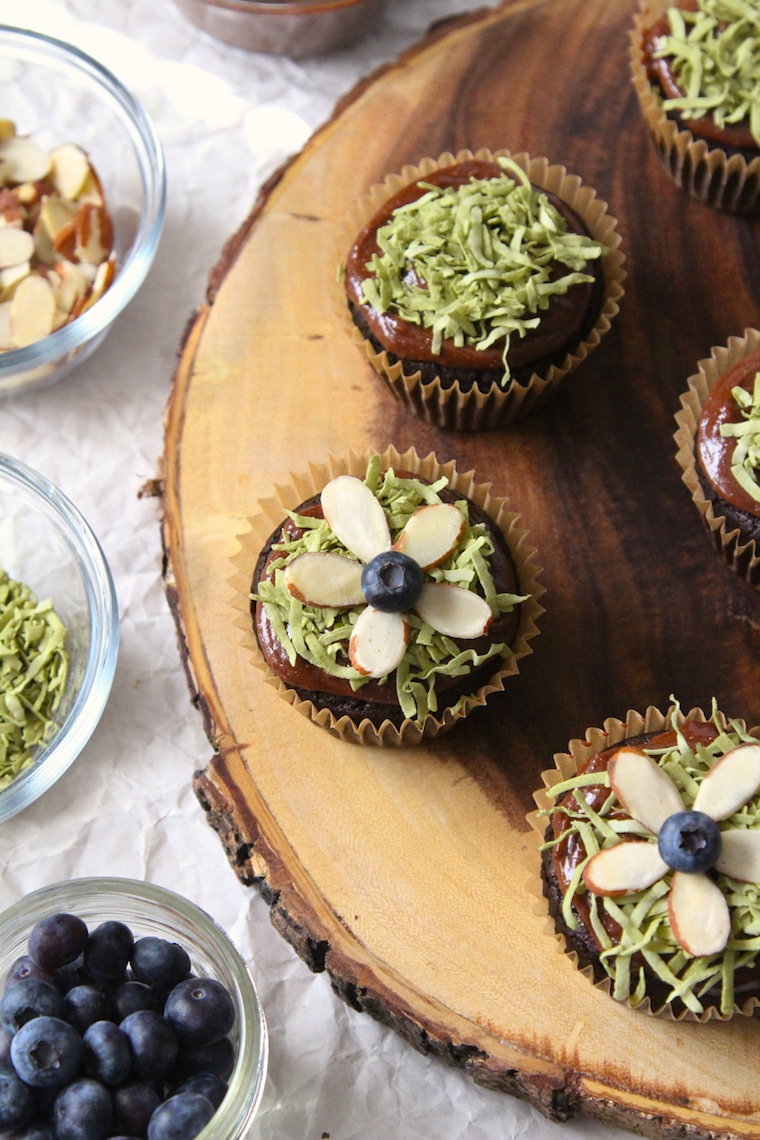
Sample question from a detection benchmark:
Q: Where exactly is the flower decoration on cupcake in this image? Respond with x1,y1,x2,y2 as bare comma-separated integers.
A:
282,474,494,678
582,742,760,957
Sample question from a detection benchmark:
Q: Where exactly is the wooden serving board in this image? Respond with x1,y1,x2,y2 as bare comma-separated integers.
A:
160,0,760,1134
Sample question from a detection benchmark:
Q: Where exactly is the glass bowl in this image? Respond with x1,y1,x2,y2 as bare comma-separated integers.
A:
0,452,119,822
0,877,269,1138
0,25,166,395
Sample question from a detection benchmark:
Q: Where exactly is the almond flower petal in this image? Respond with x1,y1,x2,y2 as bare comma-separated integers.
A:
320,476,390,565
714,829,760,884
608,747,685,836
582,841,669,896
349,606,408,678
692,742,760,822
283,552,365,608
414,582,492,639
668,871,731,957
393,503,466,571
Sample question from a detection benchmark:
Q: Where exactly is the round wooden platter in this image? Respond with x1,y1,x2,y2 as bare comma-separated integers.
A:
160,0,760,1134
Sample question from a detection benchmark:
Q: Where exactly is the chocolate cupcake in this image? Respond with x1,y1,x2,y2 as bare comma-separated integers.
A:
530,698,760,1020
339,149,625,431
630,0,760,211
231,447,543,746
675,327,760,586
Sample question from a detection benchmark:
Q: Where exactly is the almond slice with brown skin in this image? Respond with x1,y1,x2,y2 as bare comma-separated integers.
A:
713,829,760,883
349,606,408,677
10,274,55,347
40,195,78,244
692,742,760,821
50,261,89,316
583,841,668,896
78,256,115,314
0,226,33,270
283,552,365,608
668,871,731,957
50,143,90,201
414,582,492,639
393,503,466,570
74,201,113,265
608,747,685,835
321,475,390,564
0,136,52,184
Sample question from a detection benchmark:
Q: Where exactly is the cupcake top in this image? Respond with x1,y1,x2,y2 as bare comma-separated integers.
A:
251,455,528,724
343,157,605,388
542,699,760,1016
697,347,760,517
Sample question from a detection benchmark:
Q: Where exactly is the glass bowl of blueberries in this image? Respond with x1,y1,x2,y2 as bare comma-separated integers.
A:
0,877,268,1139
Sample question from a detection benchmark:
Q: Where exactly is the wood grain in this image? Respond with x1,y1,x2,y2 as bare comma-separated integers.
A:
161,0,760,1133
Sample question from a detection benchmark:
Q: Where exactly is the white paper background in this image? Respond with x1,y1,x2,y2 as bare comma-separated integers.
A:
0,3,642,1137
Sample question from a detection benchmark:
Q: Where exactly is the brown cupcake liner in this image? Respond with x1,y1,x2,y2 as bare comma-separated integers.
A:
527,701,760,1021
336,148,625,431
630,0,760,212
229,444,545,747
674,327,760,587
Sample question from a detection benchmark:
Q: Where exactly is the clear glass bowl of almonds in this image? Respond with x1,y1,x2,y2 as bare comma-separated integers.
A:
0,452,119,822
0,25,166,395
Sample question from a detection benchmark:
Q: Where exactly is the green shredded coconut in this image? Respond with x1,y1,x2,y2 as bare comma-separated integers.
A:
359,158,604,388
656,0,760,146
718,370,760,502
540,696,760,1015
0,567,69,789
251,457,528,723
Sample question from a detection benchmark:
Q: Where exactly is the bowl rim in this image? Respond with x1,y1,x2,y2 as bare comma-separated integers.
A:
0,23,167,376
0,451,120,822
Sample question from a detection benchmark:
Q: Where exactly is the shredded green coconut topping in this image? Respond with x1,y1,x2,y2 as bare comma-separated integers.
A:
0,567,69,789
252,456,527,723
657,0,760,146
359,158,603,386
719,370,760,501
541,698,760,1015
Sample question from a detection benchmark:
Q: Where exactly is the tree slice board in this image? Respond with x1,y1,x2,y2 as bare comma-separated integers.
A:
160,0,760,1134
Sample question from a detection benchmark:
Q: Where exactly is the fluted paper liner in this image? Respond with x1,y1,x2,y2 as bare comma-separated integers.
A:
674,327,760,587
630,0,760,212
229,446,544,747
527,702,760,1021
337,149,625,431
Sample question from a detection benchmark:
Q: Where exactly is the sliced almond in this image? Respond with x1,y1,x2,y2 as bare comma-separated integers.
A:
349,606,408,678
74,201,113,265
414,582,492,639
0,136,52,184
50,260,89,316
668,870,731,957
78,255,115,314
50,143,90,201
0,301,14,348
52,220,77,262
0,260,30,301
321,475,390,565
33,215,57,267
76,167,104,206
283,552,364,608
393,503,466,570
0,226,34,270
714,829,760,883
0,121,16,142
582,841,668,896
607,747,684,835
693,742,760,821
40,194,78,244
10,274,55,347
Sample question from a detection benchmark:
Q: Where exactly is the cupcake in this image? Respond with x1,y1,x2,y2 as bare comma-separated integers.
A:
530,697,760,1020
339,149,625,431
630,0,760,211
233,447,543,746
675,327,760,586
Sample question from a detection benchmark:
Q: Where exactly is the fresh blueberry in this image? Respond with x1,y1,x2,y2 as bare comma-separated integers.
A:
10,1016,83,1089
0,1024,12,1067
129,940,191,994
54,1077,112,1140
28,914,88,972
0,1064,37,1130
82,1020,132,1086
163,978,235,1047
361,551,423,613
657,810,722,873
82,922,134,987
146,1091,215,1140
63,985,110,1035
119,1010,179,1081
170,1035,235,1084
111,1081,162,1137
111,981,161,1022
1,979,66,1032
4,957,59,993
8,1116,58,1139
176,1072,228,1110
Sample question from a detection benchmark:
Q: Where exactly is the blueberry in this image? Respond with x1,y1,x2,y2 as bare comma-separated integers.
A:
10,1016,82,1089
82,1020,132,1086
146,1091,215,1140
119,1010,179,1081
4,956,58,993
54,1077,112,1140
361,551,423,613
111,1081,162,1137
28,914,88,972
111,982,161,1022
163,978,235,1047
657,810,722,873
1,979,66,1032
129,940,191,994
0,1064,37,1130
63,985,110,1035
8,1116,58,1139
82,922,134,987
0,1024,12,1067
176,1072,228,1110
170,1035,235,1084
